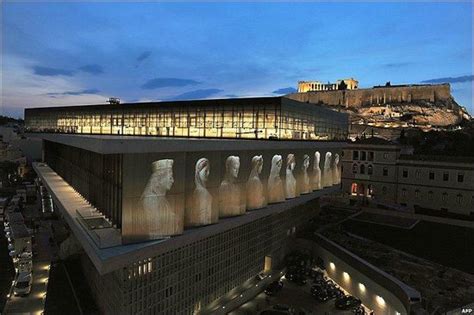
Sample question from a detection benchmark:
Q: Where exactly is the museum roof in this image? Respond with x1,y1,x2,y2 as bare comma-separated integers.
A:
26,96,320,112
399,154,474,164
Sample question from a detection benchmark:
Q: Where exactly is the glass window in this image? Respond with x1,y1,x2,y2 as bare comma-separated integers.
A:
361,151,367,161
442,192,448,203
429,172,435,180
458,173,464,183
402,169,408,178
443,172,449,181
368,152,374,161
360,164,366,174
353,151,359,160
352,164,358,174
415,170,421,179
351,183,357,196
383,167,388,176
367,184,373,197
368,165,373,175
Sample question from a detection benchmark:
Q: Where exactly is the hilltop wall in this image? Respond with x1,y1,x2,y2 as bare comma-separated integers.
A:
287,84,452,109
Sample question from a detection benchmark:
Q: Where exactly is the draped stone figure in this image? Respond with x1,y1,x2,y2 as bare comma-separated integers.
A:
267,155,285,203
140,159,181,237
300,154,311,194
285,154,297,199
219,156,244,217
322,152,333,187
246,155,266,210
186,158,216,226
332,153,341,185
312,151,322,191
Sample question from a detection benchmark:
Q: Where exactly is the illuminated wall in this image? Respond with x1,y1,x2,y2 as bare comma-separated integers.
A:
120,148,342,244
25,97,348,141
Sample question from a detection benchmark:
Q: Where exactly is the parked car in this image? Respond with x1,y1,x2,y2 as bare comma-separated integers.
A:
273,304,293,312
335,296,362,310
314,290,330,302
13,272,32,296
353,306,366,315
18,252,33,260
18,260,33,273
264,280,283,296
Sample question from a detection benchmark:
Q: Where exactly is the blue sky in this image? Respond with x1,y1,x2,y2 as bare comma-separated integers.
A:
2,2,473,118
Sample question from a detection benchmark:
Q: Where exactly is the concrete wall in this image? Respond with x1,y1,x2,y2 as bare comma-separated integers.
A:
295,236,420,315
287,84,451,108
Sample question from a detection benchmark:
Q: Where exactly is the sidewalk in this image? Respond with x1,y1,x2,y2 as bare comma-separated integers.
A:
201,269,285,315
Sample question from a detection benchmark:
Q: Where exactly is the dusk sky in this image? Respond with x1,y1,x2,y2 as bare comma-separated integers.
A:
2,2,473,118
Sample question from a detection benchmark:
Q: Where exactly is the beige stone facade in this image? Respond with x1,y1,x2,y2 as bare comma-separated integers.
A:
290,84,451,108
341,139,474,217
297,78,358,92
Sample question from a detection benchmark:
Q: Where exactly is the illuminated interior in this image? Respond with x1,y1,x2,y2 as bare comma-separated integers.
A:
25,97,348,141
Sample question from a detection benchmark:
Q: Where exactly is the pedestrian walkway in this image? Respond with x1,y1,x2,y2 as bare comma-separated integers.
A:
200,269,285,315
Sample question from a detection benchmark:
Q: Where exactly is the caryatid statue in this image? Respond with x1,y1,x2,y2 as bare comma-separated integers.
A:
246,155,266,210
312,151,322,191
332,153,341,185
267,155,285,203
186,158,216,226
323,152,333,187
285,154,297,199
219,156,244,217
300,154,311,194
140,159,181,238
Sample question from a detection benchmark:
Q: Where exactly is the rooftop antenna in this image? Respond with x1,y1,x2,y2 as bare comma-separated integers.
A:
107,97,121,104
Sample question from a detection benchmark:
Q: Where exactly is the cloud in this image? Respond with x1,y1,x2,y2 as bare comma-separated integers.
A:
141,78,200,89
167,89,223,101
78,64,104,75
382,62,412,68
136,51,152,62
421,75,474,84
225,94,239,98
272,87,297,94
32,66,74,76
46,88,100,97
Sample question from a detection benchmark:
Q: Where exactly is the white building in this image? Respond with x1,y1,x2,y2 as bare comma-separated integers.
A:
341,137,474,218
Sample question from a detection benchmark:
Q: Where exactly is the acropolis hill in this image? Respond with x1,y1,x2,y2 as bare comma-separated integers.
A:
286,82,471,133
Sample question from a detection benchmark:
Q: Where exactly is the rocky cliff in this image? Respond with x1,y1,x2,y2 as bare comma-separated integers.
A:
286,84,471,129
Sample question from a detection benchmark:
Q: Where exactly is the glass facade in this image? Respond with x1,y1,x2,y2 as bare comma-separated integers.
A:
25,97,348,141
44,141,123,228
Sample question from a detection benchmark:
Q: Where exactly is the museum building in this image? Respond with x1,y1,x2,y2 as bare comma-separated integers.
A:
26,97,348,314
